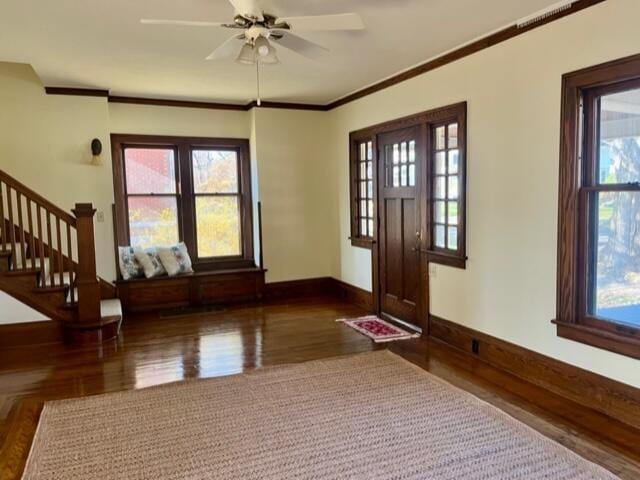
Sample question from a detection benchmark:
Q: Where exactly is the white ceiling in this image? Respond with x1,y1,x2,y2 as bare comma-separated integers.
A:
0,0,561,105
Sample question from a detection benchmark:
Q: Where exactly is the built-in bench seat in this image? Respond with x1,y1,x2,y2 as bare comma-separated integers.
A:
115,267,266,313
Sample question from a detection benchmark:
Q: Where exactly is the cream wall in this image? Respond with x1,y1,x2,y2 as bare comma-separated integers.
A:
330,0,640,387
0,62,115,279
252,108,338,282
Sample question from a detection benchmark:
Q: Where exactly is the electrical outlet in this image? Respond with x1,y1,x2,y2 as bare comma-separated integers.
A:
428,263,437,277
471,339,480,355
96,211,105,223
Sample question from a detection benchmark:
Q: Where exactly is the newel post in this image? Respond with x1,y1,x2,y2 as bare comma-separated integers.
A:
72,203,101,324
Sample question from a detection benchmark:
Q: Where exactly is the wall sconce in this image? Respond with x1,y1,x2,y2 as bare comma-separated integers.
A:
90,138,103,166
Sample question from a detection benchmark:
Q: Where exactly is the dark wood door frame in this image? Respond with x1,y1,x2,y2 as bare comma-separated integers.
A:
352,102,467,335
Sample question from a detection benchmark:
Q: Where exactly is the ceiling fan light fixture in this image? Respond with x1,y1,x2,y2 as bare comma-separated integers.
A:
236,42,256,64
254,35,279,64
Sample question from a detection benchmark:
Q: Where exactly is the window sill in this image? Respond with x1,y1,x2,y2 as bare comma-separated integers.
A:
350,237,375,249
553,319,640,360
426,250,466,269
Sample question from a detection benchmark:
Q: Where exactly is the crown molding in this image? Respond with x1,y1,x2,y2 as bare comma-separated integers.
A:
43,0,606,113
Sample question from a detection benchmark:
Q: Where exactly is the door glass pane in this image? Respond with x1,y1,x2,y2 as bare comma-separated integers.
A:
448,123,459,149
393,144,399,164
367,141,373,160
448,227,458,250
409,141,416,163
435,225,445,248
360,200,368,217
361,218,368,236
195,196,241,257
127,196,179,248
360,181,367,198
599,88,640,184
368,219,374,237
192,150,238,194
125,148,176,194
408,164,416,186
392,166,400,187
367,161,373,180
435,201,445,223
593,191,640,326
367,200,374,217
400,142,407,164
360,143,366,161
400,165,407,186
360,163,367,179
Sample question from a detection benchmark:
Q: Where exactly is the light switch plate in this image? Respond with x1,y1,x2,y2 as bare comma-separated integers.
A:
96,211,105,223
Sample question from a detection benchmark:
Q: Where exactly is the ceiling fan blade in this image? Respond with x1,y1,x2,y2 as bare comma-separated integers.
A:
141,19,227,27
276,13,364,31
206,34,245,60
227,0,263,21
272,32,328,60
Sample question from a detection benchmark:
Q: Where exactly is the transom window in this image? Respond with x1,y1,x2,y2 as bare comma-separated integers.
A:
111,135,254,272
556,54,640,359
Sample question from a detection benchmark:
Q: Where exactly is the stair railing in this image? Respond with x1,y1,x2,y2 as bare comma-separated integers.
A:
0,170,100,323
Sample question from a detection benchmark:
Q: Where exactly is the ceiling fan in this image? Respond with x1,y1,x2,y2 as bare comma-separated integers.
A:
141,0,365,65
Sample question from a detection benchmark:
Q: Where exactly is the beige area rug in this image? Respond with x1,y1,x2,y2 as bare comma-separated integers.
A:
23,351,617,480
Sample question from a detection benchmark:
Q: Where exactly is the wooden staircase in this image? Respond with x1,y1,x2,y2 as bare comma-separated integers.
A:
0,169,121,345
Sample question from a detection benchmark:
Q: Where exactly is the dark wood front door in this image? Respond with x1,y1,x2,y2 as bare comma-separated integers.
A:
376,125,427,328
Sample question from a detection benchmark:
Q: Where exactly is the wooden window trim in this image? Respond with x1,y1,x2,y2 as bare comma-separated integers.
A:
348,102,467,268
111,134,254,273
555,53,640,359
349,131,377,248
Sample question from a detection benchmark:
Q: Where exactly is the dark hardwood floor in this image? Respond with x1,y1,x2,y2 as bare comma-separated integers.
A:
1,296,639,479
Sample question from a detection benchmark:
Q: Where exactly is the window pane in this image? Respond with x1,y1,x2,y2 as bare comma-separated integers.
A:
393,144,399,164
400,165,407,186
361,218,368,236
127,196,179,248
448,123,459,149
360,143,366,161
435,152,446,174
448,227,458,250
400,142,407,164
192,150,238,194
435,126,446,150
368,219,374,236
435,176,446,199
448,176,459,199
599,88,640,184
593,191,640,326
360,162,367,180
360,181,368,198
360,200,368,217
408,164,416,186
125,148,176,194
367,181,373,198
435,225,445,248
435,201,445,223
367,141,373,161
195,196,241,257
367,161,373,180
409,141,416,163
448,201,459,225
448,150,459,175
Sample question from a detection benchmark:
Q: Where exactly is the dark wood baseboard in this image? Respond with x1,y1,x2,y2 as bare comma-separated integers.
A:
429,315,640,432
264,277,374,310
334,279,374,312
0,321,62,348
264,277,339,300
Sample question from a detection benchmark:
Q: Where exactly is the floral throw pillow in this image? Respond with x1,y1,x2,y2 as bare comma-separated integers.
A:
134,248,167,279
118,246,144,280
157,242,193,276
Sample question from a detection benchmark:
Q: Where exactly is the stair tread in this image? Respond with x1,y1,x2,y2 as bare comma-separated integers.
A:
33,285,69,294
